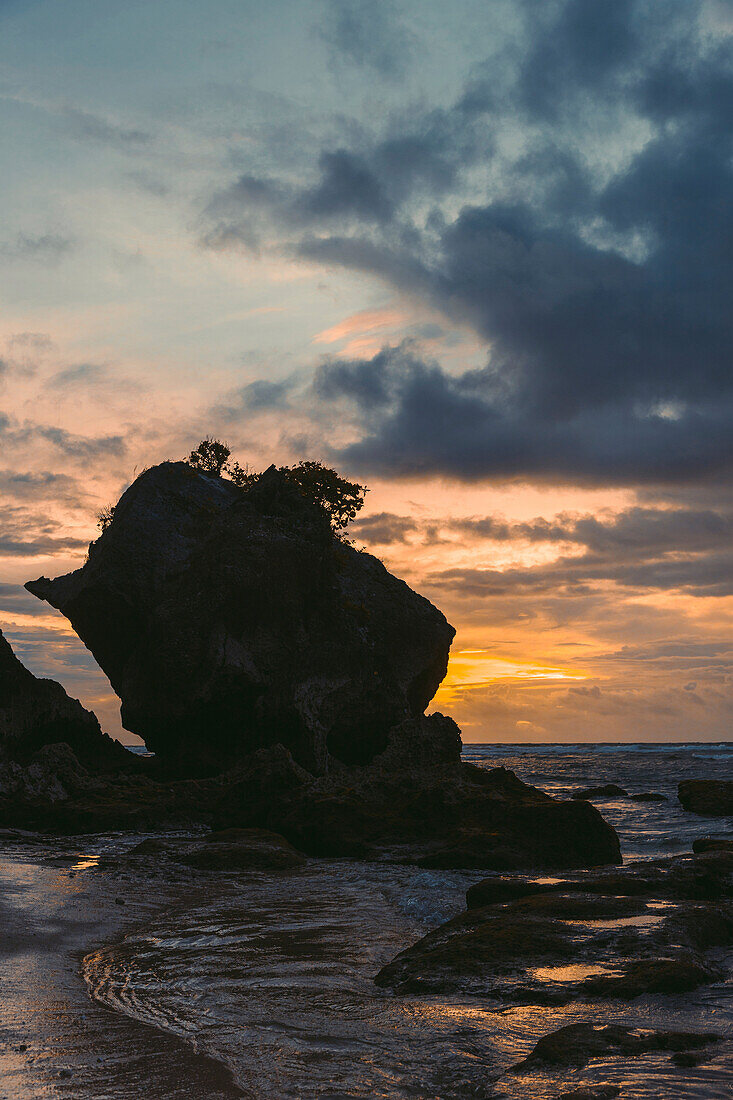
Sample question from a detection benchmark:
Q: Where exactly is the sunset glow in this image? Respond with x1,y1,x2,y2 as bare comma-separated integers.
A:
2,0,732,745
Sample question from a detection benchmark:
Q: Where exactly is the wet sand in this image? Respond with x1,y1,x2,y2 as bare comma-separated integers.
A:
0,834,242,1099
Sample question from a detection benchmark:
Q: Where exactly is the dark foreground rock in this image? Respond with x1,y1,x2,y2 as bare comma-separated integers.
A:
693,837,733,854
212,748,621,866
27,462,455,776
127,828,305,871
0,738,621,867
679,779,733,816
513,1022,722,1071
0,628,129,774
1,628,134,816
375,848,732,1001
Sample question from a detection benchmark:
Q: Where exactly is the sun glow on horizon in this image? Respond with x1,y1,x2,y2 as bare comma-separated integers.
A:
433,649,589,706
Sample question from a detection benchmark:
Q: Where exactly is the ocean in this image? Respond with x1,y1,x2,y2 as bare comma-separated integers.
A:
1,742,731,1098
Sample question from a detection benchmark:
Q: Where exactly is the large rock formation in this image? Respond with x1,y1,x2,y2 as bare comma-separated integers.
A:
27,462,455,775
0,628,132,810
0,628,128,772
23,461,621,868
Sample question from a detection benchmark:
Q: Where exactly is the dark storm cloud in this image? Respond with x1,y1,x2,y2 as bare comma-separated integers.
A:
314,348,395,407
348,511,417,544
202,87,493,247
213,377,294,420
202,1,733,489
318,0,413,79
314,345,733,485
517,0,639,118
297,150,393,223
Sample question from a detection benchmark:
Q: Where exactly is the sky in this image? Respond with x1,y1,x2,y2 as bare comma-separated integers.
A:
1,0,733,745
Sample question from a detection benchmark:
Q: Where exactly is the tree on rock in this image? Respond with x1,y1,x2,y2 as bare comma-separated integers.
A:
187,437,231,476
185,440,367,532
283,461,366,531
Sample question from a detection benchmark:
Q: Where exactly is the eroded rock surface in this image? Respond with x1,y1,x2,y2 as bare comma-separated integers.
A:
375,848,732,1001
513,1022,722,1071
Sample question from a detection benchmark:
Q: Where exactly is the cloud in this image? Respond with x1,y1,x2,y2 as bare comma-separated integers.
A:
30,426,126,460
349,511,417,544
63,107,152,149
7,333,54,351
48,363,108,388
455,506,733,556
213,377,294,421
311,344,733,485
0,232,74,260
317,0,414,79
0,416,126,462
201,0,733,490
0,531,88,557
516,0,639,119
0,469,82,502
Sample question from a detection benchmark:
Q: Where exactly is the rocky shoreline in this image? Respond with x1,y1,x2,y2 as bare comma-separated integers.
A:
4,460,622,872
3,460,731,1097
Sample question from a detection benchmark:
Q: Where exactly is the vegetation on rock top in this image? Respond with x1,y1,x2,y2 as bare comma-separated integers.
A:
185,437,367,533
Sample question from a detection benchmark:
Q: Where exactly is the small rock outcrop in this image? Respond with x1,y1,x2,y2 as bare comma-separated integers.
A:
0,628,129,775
126,828,305,871
512,1022,721,1071
679,780,733,817
376,847,733,999
27,462,455,776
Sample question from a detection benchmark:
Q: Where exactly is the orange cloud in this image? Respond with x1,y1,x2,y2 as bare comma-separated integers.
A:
313,307,407,346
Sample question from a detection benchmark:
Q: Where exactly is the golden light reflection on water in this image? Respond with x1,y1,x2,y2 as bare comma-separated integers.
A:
528,963,616,982
72,857,100,871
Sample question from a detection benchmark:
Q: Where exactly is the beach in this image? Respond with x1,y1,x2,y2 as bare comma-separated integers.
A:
1,743,731,1099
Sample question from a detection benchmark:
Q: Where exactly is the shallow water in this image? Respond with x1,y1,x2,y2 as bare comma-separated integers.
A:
3,743,733,1097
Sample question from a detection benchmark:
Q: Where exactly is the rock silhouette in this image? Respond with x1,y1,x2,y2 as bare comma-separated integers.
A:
0,628,128,774
28,462,454,775
0,628,131,809
23,462,621,867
